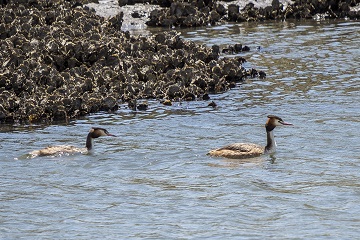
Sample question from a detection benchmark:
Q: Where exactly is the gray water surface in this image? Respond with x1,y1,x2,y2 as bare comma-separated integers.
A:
1,19,360,239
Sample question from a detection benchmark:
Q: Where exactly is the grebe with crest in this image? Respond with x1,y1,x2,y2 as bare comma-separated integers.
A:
29,127,116,158
208,115,292,159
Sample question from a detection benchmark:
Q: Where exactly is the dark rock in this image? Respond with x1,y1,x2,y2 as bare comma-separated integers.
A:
202,93,210,101
228,4,240,21
247,68,258,78
242,45,250,51
131,11,144,18
128,99,137,111
161,99,172,106
167,84,182,99
259,71,266,79
208,101,217,108
272,0,280,9
184,92,196,101
137,102,148,110
234,44,242,53
108,12,124,31
147,0,227,27
101,96,118,111
0,104,7,121
118,0,128,7
193,78,207,90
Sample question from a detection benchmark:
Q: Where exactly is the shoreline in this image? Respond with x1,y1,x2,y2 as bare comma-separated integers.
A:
86,0,360,31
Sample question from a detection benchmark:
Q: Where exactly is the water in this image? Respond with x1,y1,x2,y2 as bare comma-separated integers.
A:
1,19,360,239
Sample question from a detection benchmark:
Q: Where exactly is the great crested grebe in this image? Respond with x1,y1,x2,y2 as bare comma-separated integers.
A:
208,115,292,159
29,127,116,158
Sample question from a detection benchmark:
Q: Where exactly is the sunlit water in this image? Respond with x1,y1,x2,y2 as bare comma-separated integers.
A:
1,19,360,239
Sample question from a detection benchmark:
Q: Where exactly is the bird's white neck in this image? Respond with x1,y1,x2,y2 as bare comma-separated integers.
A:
265,130,277,153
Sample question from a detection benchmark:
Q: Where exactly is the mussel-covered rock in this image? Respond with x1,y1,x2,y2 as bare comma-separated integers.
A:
144,0,360,26
0,1,266,123
137,101,148,110
147,0,227,27
0,104,7,121
101,95,119,111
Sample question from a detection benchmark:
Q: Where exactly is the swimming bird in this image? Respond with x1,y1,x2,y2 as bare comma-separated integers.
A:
208,115,292,159
29,127,116,158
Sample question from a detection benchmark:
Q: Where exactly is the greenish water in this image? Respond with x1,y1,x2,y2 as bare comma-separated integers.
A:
1,19,359,239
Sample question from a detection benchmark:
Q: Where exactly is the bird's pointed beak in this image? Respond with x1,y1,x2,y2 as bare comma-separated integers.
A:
107,133,117,137
280,121,293,126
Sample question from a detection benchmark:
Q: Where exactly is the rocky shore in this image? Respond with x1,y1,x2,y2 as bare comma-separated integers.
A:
0,0,359,123
144,0,360,28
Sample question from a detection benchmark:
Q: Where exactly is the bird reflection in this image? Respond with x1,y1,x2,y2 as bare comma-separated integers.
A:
207,155,277,168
